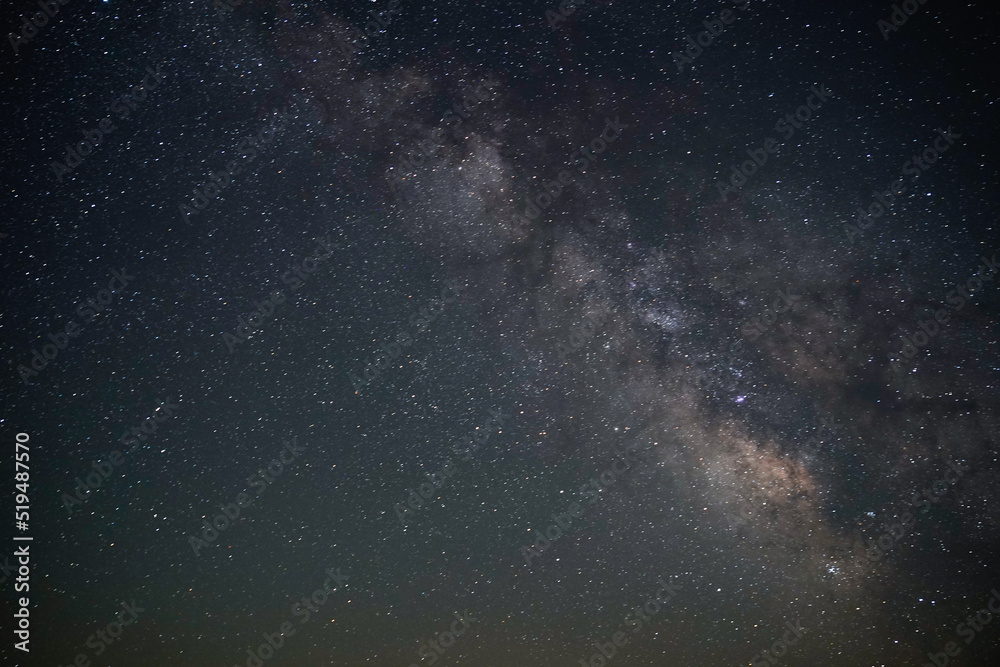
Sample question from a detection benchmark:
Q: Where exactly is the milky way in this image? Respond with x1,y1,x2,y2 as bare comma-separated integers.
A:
3,1,999,666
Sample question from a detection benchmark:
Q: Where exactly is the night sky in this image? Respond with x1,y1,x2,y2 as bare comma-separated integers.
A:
3,1,1000,666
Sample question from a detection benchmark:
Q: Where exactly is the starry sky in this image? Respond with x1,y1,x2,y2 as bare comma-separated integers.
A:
3,1,1000,666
